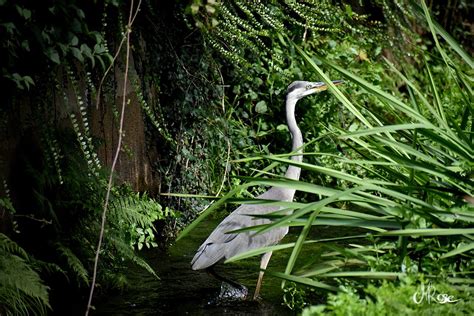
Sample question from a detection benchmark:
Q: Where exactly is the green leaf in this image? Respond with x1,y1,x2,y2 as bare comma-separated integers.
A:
16,6,31,20
94,43,107,54
432,20,474,68
268,271,338,291
71,35,79,46
71,47,84,62
46,48,60,64
255,100,267,114
318,271,404,280
23,76,35,88
226,243,297,263
440,243,474,259
381,228,474,236
176,183,251,241
76,8,85,19
295,47,373,129
339,123,428,138
284,186,366,279
225,234,367,263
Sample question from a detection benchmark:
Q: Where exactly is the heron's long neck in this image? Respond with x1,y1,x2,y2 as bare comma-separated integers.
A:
284,96,303,181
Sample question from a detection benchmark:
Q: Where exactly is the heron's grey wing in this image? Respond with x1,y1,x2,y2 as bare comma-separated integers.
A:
191,204,253,270
191,200,285,270
223,211,288,259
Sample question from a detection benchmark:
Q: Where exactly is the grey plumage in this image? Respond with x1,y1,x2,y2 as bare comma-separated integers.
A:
191,187,292,270
191,80,342,299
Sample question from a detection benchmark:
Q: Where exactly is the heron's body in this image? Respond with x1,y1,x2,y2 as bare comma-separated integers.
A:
191,187,292,270
191,80,342,299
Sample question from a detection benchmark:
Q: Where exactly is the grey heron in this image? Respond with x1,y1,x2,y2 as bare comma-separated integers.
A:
191,80,343,300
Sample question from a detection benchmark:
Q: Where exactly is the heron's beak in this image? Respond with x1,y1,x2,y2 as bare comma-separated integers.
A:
311,80,343,92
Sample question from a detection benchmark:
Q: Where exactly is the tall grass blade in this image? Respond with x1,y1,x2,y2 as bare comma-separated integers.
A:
269,271,338,291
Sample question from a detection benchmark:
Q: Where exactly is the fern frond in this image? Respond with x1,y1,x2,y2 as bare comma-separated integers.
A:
130,255,159,280
0,196,15,214
34,260,67,280
0,233,29,259
111,193,164,227
108,235,159,280
0,235,50,316
55,243,89,285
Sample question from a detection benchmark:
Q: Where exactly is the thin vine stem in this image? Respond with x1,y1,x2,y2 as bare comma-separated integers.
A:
95,0,143,109
85,0,142,314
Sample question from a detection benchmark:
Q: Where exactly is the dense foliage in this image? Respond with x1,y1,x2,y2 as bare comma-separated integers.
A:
303,277,474,315
0,1,177,314
0,0,472,314
182,0,474,314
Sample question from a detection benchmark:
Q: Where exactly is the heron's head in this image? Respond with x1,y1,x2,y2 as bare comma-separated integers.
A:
287,80,343,100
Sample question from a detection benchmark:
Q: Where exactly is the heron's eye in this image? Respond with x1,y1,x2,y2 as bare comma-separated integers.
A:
305,84,312,90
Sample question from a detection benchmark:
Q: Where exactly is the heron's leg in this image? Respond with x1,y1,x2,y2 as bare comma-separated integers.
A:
253,251,273,300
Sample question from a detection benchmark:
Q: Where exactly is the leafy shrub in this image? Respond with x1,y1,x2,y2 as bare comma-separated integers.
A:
0,0,115,91
182,1,473,311
1,127,174,312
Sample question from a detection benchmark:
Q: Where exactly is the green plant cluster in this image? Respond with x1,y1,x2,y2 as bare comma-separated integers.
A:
1,0,472,314
1,126,171,313
134,2,233,224
183,0,392,197
188,0,381,68
303,277,474,316
181,0,474,313
0,0,117,91
185,1,459,174
0,2,181,313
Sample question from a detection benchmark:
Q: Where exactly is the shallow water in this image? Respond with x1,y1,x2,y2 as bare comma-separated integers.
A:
93,218,345,315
